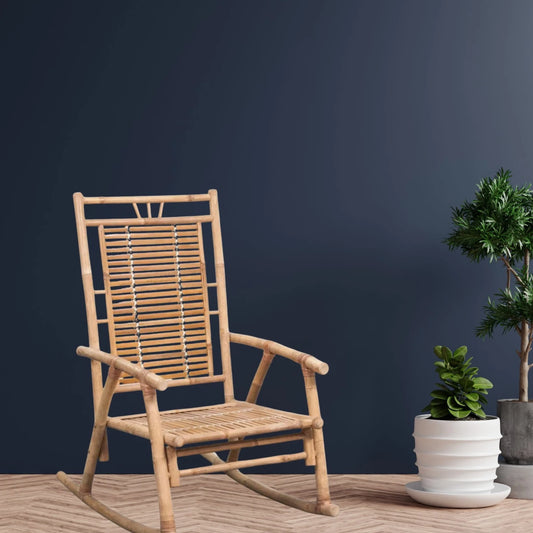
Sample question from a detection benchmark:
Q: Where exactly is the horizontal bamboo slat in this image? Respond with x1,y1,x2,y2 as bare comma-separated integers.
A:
80,194,211,204
86,216,213,227
175,432,305,457
179,452,308,477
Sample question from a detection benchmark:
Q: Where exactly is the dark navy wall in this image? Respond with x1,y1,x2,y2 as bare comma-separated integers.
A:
3,0,533,473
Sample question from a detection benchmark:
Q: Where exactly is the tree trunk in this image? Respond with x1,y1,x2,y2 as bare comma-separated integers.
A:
520,320,530,402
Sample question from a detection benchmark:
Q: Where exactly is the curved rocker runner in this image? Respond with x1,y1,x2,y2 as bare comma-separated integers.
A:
57,192,338,532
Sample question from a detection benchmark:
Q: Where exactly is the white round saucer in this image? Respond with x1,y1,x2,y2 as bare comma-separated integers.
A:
405,481,510,508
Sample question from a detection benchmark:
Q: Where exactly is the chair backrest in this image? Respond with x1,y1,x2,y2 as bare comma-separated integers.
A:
73,191,234,409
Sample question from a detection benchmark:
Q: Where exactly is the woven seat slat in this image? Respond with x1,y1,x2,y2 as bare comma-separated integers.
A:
110,402,313,446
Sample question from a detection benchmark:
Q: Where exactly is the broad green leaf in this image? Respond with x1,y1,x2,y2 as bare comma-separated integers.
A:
447,396,462,410
442,346,453,361
465,392,479,401
453,395,465,406
430,390,448,400
429,398,445,407
430,406,449,419
434,361,446,368
440,372,455,381
473,377,494,389
465,400,481,411
449,408,472,419
453,346,468,358
473,408,487,419
433,346,443,359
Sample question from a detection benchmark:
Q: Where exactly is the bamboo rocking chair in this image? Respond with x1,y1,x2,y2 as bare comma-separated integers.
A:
57,191,338,532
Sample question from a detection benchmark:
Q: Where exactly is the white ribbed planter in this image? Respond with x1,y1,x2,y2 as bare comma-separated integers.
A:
414,414,502,494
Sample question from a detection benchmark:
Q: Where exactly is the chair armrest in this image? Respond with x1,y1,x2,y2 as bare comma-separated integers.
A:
76,346,169,392
229,333,329,375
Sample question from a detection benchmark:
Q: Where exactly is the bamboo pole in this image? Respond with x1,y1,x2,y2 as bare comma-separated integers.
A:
79,366,122,495
141,384,176,533
115,374,225,393
73,192,109,461
202,453,339,517
85,215,213,227
82,194,211,204
209,189,234,401
98,225,118,361
227,350,275,463
77,346,168,391
175,432,304,457
196,222,214,375
229,332,329,375
303,428,316,466
181,452,307,477
165,446,180,487
56,472,159,533
302,365,332,509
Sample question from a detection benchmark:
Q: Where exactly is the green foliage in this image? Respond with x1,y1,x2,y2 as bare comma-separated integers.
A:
446,168,533,263
477,276,533,338
446,168,533,368
422,345,493,420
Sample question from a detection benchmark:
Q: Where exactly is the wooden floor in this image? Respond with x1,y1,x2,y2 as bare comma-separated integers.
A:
1,474,532,532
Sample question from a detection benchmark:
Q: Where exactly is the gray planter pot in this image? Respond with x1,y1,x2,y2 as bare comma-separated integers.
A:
498,399,533,464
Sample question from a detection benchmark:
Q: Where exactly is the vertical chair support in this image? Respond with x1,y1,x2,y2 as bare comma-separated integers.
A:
73,192,109,461
80,366,122,495
165,446,180,487
209,189,234,402
302,365,332,509
227,349,275,463
141,384,176,533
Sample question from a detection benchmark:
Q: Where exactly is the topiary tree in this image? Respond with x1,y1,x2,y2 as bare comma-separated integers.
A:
446,168,533,402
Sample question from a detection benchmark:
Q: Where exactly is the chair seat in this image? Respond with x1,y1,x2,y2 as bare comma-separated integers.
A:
109,400,314,447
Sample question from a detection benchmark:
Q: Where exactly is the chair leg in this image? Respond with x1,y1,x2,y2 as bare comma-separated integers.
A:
149,438,176,533
142,385,177,533
303,428,316,466
79,366,123,495
79,419,108,495
311,426,333,513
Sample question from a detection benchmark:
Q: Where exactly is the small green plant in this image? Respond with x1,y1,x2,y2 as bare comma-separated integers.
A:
423,345,494,419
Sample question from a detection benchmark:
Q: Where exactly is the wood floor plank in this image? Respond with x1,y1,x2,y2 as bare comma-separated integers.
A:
0,474,530,532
